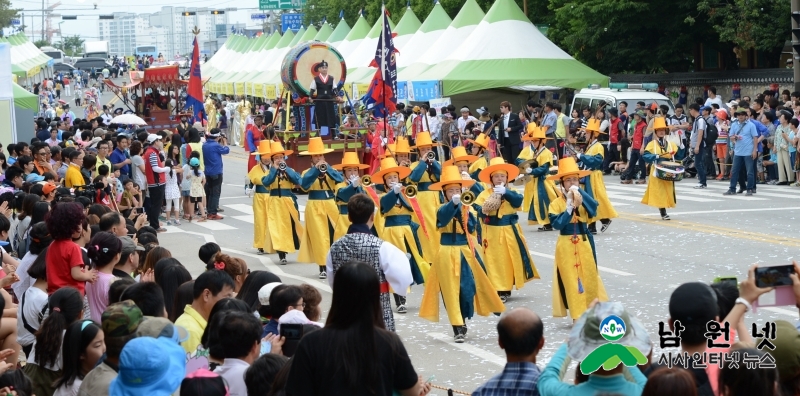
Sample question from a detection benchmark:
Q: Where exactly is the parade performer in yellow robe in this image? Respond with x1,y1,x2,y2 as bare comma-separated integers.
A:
642,117,678,220
474,157,539,302
467,133,491,183
576,118,618,234
547,157,609,320
444,146,484,241
408,132,442,258
516,125,560,231
375,156,429,314
204,96,218,130
420,166,505,343
332,152,372,240
262,141,304,265
247,141,273,255
299,137,344,279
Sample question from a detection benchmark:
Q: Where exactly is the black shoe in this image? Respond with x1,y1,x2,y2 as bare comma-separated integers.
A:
537,225,553,232
736,189,744,194
600,220,612,233
723,190,737,196
746,190,753,196
661,214,671,220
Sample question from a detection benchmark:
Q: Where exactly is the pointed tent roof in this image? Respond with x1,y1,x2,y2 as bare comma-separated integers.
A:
314,23,334,41
337,15,371,64
299,25,318,42
365,13,396,39
289,26,306,46
348,14,396,71
396,2,451,68
327,19,351,45
395,6,421,36
399,0,483,81
416,0,607,94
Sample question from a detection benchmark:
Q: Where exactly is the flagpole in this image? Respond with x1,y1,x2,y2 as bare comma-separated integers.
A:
381,4,387,145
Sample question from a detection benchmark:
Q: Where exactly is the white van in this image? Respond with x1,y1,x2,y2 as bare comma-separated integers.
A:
570,84,675,117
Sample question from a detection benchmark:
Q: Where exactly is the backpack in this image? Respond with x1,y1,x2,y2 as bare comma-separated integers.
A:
703,116,718,148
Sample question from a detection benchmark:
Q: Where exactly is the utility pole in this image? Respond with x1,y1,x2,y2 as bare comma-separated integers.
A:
41,0,45,41
523,0,528,17
793,0,800,91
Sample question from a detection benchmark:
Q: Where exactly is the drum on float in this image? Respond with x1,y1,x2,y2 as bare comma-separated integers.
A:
280,41,347,97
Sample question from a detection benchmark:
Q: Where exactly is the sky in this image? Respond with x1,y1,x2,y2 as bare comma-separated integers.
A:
10,0,266,41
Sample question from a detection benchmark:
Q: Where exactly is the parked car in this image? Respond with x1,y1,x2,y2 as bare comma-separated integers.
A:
73,57,112,72
53,63,77,77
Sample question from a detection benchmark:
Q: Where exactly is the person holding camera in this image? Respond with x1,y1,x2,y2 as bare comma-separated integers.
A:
202,128,230,221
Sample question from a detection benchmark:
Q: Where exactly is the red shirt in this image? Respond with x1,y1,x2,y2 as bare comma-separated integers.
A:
609,117,623,144
632,121,646,150
45,239,86,295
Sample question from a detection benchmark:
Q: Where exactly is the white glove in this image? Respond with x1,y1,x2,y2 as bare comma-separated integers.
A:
493,185,506,195
525,167,533,174
349,176,359,187
576,153,582,159
565,192,574,214
461,171,470,178
569,185,580,192
245,187,254,197
451,194,461,204
382,137,388,144
392,183,402,194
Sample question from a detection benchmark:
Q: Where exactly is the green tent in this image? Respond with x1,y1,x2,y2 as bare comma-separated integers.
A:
314,23,334,42
13,82,38,111
327,19,351,45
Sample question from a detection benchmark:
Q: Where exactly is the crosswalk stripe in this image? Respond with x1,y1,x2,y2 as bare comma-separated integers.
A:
231,215,254,224
191,220,238,231
224,204,254,215
604,188,720,203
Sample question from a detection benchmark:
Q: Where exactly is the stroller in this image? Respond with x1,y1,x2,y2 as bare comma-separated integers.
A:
682,154,697,178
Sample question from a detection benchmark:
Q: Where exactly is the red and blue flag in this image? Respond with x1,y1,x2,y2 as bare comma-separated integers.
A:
185,37,205,124
361,5,398,119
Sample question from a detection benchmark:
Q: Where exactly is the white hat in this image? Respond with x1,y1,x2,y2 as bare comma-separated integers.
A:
277,310,323,333
476,106,488,115
726,100,739,108
146,134,162,143
257,282,283,305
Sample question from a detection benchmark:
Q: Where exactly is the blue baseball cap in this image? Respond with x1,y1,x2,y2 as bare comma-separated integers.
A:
189,158,200,167
109,336,186,396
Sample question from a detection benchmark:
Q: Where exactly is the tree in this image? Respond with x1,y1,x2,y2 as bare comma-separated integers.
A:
697,0,790,68
0,0,20,29
33,39,50,48
546,0,711,74
63,35,84,56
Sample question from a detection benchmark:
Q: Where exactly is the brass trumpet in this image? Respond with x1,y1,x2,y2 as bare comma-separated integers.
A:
425,151,436,161
404,185,418,198
278,162,287,171
361,175,372,187
317,163,328,173
461,191,476,206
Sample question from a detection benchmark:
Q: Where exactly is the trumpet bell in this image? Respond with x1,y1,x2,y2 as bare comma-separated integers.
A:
361,175,372,187
318,163,328,173
404,185,418,198
425,151,436,161
278,162,287,171
461,191,476,206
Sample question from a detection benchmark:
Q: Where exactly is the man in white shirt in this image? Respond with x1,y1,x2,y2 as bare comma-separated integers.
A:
703,86,726,111
457,107,478,134
213,312,263,396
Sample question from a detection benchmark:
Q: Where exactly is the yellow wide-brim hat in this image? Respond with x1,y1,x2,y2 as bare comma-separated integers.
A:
382,143,396,158
269,140,293,157
479,157,520,183
333,151,369,170
584,118,607,134
467,133,490,149
522,125,550,141
412,132,440,148
652,116,669,131
250,140,272,156
393,137,412,154
547,157,592,181
430,165,475,190
444,146,478,166
299,137,334,155
373,157,412,181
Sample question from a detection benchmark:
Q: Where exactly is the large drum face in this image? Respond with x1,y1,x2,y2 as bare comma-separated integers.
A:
281,42,347,96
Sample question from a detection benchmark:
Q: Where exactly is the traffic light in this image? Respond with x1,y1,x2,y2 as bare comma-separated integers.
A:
211,10,225,15
182,12,196,16
98,15,114,19
62,16,77,20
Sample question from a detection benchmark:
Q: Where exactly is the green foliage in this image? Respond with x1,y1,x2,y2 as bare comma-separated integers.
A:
0,0,20,29
63,35,85,56
33,39,50,48
547,0,719,74
697,0,789,68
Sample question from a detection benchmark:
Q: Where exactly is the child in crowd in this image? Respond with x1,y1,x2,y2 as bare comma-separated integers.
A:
185,157,207,222
52,320,105,396
117,179,139,216
45,202,97,295
164,159,182,226
84,232,123,322
715,110,730,180
181,152,196,221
